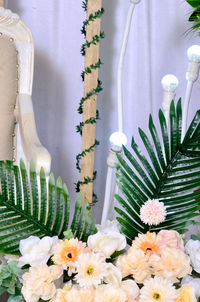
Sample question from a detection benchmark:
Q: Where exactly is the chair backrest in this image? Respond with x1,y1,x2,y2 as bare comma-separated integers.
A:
0,7,38,165
0,33,18,160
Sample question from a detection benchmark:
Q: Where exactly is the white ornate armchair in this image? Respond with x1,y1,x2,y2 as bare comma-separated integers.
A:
0,7,51,174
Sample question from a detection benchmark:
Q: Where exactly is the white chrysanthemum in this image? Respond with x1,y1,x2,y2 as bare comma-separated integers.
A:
139,276,178,302
140,199,167,226
75,253,106,288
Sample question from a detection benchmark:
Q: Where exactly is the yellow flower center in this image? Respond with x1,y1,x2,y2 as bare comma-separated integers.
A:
153,292,161,300
86,267,94,275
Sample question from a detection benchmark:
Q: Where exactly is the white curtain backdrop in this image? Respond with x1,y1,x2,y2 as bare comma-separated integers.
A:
5,0,200,222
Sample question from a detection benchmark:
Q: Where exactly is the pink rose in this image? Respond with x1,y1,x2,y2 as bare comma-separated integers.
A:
157,230,184,250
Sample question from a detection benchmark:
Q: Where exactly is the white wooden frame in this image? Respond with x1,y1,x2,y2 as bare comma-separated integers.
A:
0,7,51,174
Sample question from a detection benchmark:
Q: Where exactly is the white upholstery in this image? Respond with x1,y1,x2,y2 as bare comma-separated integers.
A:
0,7,51,174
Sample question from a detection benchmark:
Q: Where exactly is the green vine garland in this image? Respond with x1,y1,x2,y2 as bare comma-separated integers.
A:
75,0,104,203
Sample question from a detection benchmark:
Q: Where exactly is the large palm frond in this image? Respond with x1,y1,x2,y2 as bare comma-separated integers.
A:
115,99,200,245
0,160,96,254
185,0,200,36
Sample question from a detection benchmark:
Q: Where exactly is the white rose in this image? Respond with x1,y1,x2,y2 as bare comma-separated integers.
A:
18,235,58,267
87,220,126,257
185,240,200,273
121,279,140,301
182,275,200,297
103,263,122,286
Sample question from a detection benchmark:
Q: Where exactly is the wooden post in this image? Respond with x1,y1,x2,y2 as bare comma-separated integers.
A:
0,0,4,6
80,0,102,204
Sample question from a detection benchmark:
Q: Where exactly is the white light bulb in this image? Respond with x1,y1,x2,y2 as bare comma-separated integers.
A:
161,74,179,92
109,132,127,152
130,0,141,3
187,45,200,63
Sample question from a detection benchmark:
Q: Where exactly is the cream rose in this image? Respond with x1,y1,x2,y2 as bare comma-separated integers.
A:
87,220,126,257
22,264,63,302
61,286,95,302
50,289,68,302
121,280,139,301
103,263,122,286
19,235,58,267
185,240,200,273
94,284,127,302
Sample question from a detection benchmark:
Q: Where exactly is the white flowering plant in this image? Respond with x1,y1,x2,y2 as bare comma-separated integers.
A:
2,218,200,302
0,222,136,302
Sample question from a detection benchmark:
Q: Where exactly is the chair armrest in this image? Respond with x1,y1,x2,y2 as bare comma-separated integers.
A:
17,93,51,174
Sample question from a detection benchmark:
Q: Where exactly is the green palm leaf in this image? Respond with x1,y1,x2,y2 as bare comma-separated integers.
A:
185,1,200,36
115,99,200,245
0,160,96,254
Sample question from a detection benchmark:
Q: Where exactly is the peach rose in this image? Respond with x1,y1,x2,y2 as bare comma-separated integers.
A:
157,230,184,250
116,248,151,283
22,264,63,302
149,247,192,282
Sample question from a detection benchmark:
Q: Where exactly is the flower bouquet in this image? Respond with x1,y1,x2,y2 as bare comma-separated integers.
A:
1,217,200,301
0,99,200,301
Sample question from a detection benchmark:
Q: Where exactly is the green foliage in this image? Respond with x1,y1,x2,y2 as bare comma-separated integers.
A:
186,0,200,35
115,99,200,245
0,161,96,254
0,261,24,301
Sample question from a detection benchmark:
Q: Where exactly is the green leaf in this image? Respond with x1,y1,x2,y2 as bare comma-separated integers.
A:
63,229,74,240
115,99,200,243
0,161,96,254
186,0,200,8
0,267,10,279
7,295,23,302
191,234,200,240
8,262,21,275
0,286,6,295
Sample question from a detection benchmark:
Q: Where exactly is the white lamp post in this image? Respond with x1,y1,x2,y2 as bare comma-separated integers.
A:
161,74,179,127
182,45,200,141
101,132,127,225
117,0,141,133
101,0,141,225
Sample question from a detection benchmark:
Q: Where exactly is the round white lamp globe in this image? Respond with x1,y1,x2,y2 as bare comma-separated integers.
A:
161,74,179,92
130,0,141,3
109,132,127,152
187,45,200,63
